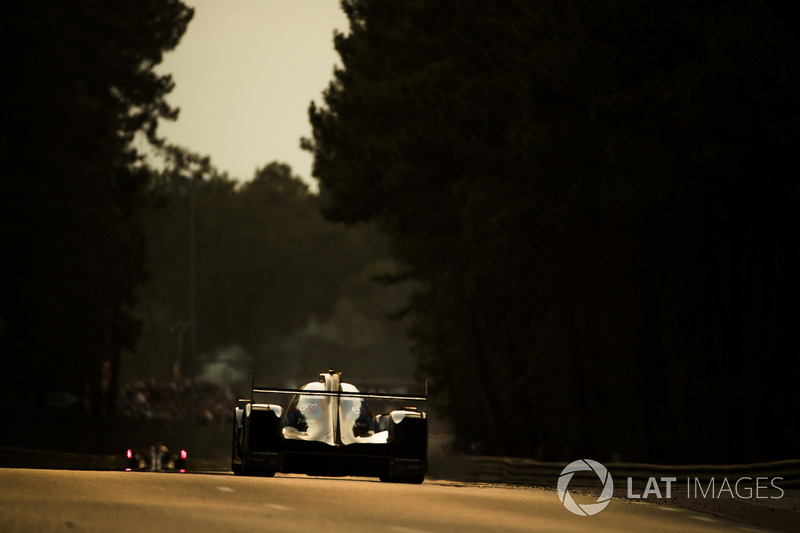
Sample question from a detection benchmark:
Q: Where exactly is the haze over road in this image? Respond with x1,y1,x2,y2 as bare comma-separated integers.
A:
0,468,778,532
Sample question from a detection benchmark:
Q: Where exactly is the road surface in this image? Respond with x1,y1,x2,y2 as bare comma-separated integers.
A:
0,468,780,532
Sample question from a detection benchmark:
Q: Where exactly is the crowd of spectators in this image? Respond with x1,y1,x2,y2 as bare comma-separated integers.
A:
117,378,237,425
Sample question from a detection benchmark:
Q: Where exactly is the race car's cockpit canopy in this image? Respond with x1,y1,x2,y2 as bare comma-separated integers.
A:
282,371,388,445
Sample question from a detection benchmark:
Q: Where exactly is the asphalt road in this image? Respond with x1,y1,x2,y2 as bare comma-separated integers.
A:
0,468,781,533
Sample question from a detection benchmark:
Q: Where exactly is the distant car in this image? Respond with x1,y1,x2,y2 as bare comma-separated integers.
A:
231,370,428,483
126,445,188,472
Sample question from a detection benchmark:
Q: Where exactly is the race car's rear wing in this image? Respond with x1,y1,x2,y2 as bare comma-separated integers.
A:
248,372,428,403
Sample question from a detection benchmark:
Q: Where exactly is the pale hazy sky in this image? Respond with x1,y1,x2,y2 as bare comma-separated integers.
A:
155,1,349,187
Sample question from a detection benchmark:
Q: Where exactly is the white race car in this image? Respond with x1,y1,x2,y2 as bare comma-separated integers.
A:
231,370,427,483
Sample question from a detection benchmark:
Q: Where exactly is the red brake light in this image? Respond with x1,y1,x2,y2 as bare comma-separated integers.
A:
180,449,188,459
126,449,133,459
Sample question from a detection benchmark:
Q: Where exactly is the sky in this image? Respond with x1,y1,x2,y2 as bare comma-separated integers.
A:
153,1,349,188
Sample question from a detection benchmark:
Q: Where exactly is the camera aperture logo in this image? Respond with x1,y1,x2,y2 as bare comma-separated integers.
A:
557,459,614,516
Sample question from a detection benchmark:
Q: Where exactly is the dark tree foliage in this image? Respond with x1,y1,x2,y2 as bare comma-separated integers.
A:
0,1,193,416
130,151,414,390
305,0,800,462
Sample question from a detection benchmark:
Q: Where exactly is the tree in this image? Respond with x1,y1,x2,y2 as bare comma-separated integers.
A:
305,0,800,461
129,151,415,392
0,1,193,417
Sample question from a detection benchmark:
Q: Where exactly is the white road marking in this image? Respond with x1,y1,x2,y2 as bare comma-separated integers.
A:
264,503,291,511
217,486,234,492
690,515,718,523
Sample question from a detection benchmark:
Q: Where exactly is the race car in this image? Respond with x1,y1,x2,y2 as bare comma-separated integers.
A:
125,444,188,472
231,370,428,483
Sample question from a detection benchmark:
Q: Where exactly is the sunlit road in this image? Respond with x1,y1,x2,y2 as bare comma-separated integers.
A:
0,468,779,532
